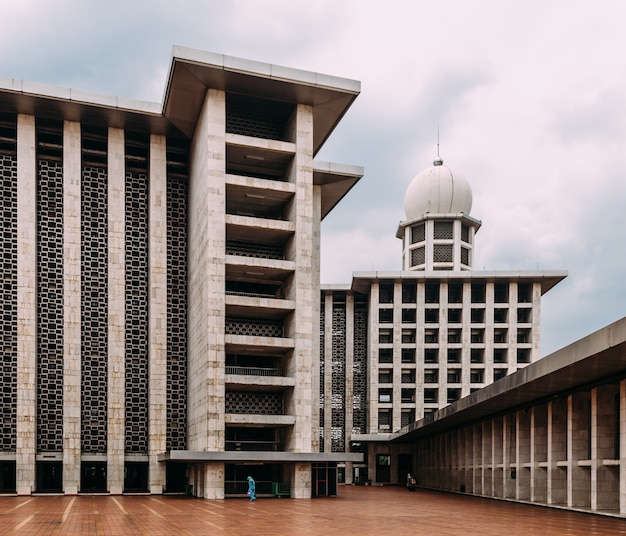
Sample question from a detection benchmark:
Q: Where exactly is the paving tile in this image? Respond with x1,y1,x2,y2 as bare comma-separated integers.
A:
0,487,625,535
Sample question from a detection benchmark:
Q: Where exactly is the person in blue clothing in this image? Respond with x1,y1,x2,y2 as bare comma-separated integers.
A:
247,476,256,501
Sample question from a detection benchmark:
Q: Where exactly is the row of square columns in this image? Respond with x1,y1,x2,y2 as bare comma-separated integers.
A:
416,379,625,515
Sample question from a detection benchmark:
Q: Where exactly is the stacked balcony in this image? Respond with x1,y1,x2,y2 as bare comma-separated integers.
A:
223,93,299,446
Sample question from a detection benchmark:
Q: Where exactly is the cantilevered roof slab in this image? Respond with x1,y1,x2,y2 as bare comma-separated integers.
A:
162,46,361,154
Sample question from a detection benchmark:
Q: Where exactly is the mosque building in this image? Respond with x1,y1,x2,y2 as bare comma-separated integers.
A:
321,155,565,485
1,46,625,517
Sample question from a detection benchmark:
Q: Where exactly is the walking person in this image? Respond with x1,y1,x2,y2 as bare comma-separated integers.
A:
247,475,256,501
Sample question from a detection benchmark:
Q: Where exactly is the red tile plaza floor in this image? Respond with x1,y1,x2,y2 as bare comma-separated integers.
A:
1,486,625,535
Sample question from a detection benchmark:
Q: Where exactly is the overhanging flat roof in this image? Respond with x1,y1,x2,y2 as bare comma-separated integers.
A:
393,315,626,443
159,450,363,464
163,46,361,155
351,270,567,295
0,45,361,156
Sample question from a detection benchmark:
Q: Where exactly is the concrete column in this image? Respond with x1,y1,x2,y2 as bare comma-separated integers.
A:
107,127,125,494
619,380,626,515
292,462,312,498
187,88,226,452
284,103,315,452
148,134,168,493
16,114,37,495
201,462,224,499
63,120,82,494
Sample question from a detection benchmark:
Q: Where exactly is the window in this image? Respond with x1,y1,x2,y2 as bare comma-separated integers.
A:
494,349,508,364
447,329,462,344
401,410,415,428
425,329,438,344
402,329,416,344
494,283,509,303
434,221,453,239
494,369,507,381
517,308,531,323
411,247,425,267
471,308,485,323
447,369,461,383
470,329,484,343
425,309,439,323
401,388,415,403
379,283,393,304
517,349,531,363
470,369,484,383
379,348,393,363
401,348,416,364
460,247,470,266
424,369,438,383
470,349,484,364
425,283,440,303
461,224,471,243
447,388,461,403
447,349,460,364
424,389,438,403
494,328,508,344
448,283,463,303
402,308,416,323
518,283,532,303
378,369,392,384
448,308,462,323
401,369,415,383
379,329,393,344
517,328,531,344
402,283,416,303
378,389,392,403
378,410,391,431
424,350,438,364
471,283,485,303
494,308,508,323
379,309,393,323
433,244,453,263
411,223,425,244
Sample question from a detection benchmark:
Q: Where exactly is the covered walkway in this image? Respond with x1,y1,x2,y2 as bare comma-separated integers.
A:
1,486,625,535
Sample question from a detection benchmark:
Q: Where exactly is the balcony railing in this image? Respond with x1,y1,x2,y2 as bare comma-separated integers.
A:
225,366,281,377
225,440,283,452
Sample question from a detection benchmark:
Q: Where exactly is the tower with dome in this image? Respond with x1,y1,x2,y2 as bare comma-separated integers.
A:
320,155,567,486
397,157,482,271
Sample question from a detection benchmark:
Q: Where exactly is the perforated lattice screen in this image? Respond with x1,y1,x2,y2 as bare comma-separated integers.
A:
411,224,425,244
352,303,368,435
81,165,109,453
434,244,453,263
226,94,293,141
0,153,17,451
411,247,425,267
331,305,345,452
225,317,283,338
167,175,188,451
434,221,453,239
225,391,283,414
37,159,64,452
125,170,149,453
226,240,284,260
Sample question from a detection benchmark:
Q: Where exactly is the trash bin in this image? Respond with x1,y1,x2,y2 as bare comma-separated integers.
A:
185,484,193,497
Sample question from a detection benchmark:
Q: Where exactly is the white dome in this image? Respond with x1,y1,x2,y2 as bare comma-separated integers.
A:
403,158,473,220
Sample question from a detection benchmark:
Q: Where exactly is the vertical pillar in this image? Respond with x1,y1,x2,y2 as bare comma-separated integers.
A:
16,114,37,495
108,127,125,494
187,88,225,457
63,120,82,494
148,134,168,493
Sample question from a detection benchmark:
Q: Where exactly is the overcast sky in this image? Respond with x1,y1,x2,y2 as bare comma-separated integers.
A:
2,0,625,356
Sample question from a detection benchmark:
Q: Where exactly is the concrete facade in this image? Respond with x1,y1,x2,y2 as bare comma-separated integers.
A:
0,47,362,499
